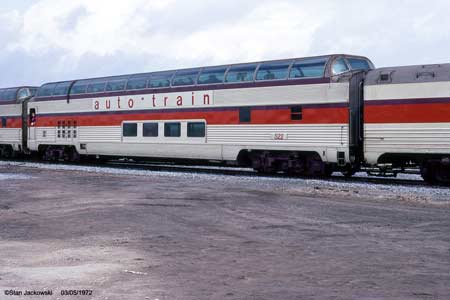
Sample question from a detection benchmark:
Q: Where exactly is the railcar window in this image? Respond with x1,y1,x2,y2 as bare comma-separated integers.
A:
106,80,126,91
87,82,107,93
4,89,17,100
239,107,251,123
1,117,6,128
149,73,173,88
53,82,72,96
187,122,205,137
256,61,291,81
225,64,258,83
347,58,371,71
126,77,148,90
290,57,328,78
37,84,57,97
143,123,158,137
164,122,181,137
291,106,302,120
332,58,349,75
17,88,29,100
70,81,89,95
0,90,5,100
198,67,227,84
123,123,138,137
172,70,200,86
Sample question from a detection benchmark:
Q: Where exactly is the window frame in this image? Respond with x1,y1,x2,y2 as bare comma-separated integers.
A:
225,63,258,84
255,60,293,82
289,57,329,79
187,122,206,138
331,57,350,76
164,122,181,137
143,122,159,137
122,122,138,137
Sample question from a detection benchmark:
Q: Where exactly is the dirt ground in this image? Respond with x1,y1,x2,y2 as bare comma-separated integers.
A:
0,164,449,300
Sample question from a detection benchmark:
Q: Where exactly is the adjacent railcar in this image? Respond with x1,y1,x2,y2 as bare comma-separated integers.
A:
28,54,374,175
0,86,37,157
364,64,450,183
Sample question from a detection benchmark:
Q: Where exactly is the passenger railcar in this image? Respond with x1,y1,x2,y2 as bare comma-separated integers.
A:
0,86,37,157
26,54,373,176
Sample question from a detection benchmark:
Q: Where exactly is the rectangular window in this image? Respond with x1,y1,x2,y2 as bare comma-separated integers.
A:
225,64,258,83
239,107,251,123
198,66,227,84
143,123,158,137
256,60,292,81
187,122,205,137
172,70,200,86
123,123,138,137
291,106,302,120
164,122,181,137
1,117,6,128
126,77,148,90
289,57,328,78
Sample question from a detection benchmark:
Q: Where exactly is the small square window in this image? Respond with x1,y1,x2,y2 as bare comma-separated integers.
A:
291,106,302,120
143,123,158,137
187,122,205,137
123,123,138,137
239,107,251,123
164,122,181,137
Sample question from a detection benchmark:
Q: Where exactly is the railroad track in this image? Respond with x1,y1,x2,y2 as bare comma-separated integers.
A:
0,158,438,188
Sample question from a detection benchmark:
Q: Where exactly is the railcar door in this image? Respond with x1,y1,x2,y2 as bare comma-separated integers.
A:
348,71,365,165
28,108,36,142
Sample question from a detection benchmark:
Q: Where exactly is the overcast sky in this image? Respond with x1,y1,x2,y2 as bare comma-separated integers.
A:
1,0,449,87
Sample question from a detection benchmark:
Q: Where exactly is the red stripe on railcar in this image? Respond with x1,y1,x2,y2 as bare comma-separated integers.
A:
365,102,450,123
34,107,349,127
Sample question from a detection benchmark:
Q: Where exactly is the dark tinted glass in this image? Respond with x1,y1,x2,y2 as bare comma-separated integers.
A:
0,90,5,100
123,123,137,137
290,57,328,78
106,80,126,91
172,70,199,86
149,73,173,88
164,122,181,137
256,61,291,81
331,58,349,75
198,67,227,84
143,123,158,137
37,84,57,97
4,89,17,100
187,122,205,137
126,77,148,90
225,64,257,83
53,82,72,96
347,58,371,71
291,106,302,120
70,81,89,95
239,107,251,123
87,81,106,93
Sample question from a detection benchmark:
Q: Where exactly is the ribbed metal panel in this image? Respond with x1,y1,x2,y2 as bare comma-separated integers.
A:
207,124,348,147
365,123,450,152
0,128,21,142
78,126,122,142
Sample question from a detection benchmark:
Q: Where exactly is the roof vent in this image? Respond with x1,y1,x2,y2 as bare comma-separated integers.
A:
377,71,394,83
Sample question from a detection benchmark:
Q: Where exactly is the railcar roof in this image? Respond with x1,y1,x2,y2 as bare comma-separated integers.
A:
33,54,373,99
0,86,37,102
366,63,450,85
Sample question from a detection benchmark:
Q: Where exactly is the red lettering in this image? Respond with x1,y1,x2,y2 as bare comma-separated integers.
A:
128,98,134,108
117,97,121,109
94,101,99,110
164,96,168,106
105,100,111,109
203,94,210,105
192,92,195,105
176,96,183,106
152,94,156,107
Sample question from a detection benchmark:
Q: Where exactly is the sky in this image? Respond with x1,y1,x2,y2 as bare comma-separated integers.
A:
0,0,450,87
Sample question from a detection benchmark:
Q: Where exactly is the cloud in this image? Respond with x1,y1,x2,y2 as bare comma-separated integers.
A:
1,0,450,87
